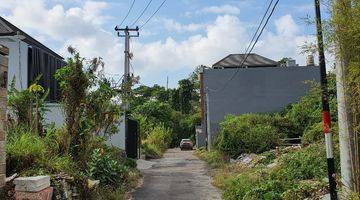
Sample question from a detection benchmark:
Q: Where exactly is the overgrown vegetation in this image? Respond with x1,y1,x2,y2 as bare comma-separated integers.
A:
195,73,348,199
130,66,201,157
6,48,139,199
217,114,285,158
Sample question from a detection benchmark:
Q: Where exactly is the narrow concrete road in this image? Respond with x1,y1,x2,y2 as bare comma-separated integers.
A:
132,148,221,200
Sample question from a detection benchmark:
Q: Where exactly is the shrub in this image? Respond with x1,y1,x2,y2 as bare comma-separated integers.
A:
87,148,129,187
195,148,225,168
282,180,328,200
6,132,46,175
142,143,162,159
302,122,339,146
217,114,285,158
142,124,172,158
302,122,324,146
277,142,340,181
222,169,263,200
43,126,70,155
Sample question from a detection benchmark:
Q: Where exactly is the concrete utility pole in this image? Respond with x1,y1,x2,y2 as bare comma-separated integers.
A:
115,26,139,111
314,0,338,199
335,0,358,194
336,53,354,194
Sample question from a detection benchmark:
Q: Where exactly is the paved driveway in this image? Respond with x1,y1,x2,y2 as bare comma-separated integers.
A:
132,148,221,200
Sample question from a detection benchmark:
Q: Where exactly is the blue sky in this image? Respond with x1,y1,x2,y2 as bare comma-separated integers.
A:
0,0,327,88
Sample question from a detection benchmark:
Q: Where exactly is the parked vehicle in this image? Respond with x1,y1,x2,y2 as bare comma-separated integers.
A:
180,139,193,150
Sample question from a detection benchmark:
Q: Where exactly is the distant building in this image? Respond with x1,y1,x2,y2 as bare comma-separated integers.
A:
199,53,320,150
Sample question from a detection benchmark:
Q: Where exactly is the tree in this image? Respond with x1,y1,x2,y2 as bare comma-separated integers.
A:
178,79,194,114
278,57,293,67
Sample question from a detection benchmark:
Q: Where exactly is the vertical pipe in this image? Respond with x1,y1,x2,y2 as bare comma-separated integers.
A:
314,0,338,199
206,91,211,151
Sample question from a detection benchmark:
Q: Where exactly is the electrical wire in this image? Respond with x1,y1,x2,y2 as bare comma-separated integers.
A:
119,0,136,27
208,0,280,92
139,0,167,29
131,0,153,27
242,0,273,64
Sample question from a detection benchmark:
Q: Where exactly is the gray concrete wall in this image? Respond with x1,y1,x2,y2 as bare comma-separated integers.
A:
203,66,320,146
107,114,126,150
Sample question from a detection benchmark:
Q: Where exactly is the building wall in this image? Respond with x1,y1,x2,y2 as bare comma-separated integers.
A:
0,46,8,193
0,38,67,127
203,66,320,148
107,114,126,150
0,39,28,90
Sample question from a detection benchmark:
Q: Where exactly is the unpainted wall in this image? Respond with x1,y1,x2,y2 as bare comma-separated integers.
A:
203,66,320,148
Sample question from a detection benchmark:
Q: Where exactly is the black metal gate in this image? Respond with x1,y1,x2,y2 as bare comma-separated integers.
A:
126,118,139,159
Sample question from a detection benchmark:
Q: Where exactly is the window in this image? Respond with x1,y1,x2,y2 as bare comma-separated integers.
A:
28,47,65,102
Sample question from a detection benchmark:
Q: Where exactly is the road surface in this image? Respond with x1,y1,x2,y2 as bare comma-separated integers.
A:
132,148,221,200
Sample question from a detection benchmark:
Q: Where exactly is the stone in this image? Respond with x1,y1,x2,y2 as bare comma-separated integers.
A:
14,187,53,200
87,179,100,189
266,162,277,168
14,176,50,192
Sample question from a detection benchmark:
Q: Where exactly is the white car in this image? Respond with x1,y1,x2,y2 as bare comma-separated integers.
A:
180,139,193,150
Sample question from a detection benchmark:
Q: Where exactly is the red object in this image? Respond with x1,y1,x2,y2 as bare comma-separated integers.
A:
322,111,331,133
15,187,53,200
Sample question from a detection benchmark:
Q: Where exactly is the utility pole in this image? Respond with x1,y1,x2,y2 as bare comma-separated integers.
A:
314,0,338,199
166,76,169,90
115,26,139,111
334,0,358,194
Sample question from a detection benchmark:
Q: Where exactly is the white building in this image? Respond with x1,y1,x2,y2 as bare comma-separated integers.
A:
0,16,129,152
0,16,65,126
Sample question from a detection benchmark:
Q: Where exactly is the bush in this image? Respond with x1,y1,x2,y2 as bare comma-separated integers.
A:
142,124,172,158
43,126,70,155
282,180,328,200
6,132,46,175
222,169,263,200
87,148,130,188
301,122,323,146
217,114,285,158
302,122,339,146
277,142,340,181
142,143,162,159
195,148,225,168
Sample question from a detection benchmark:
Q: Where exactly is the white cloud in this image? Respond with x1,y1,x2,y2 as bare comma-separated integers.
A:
132,15,249,74
164,19,204,32
1,0,318,84
201,4,240,15
2,0,122,75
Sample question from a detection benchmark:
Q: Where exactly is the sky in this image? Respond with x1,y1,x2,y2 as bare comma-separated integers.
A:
0,0,328,88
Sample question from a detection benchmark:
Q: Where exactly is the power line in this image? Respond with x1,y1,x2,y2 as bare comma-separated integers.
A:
208,0,280,92
119,0,136,27
131,0,153,27
242,0,274,62
139,0,167,29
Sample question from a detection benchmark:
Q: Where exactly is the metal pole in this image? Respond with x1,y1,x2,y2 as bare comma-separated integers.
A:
314,0,338,199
